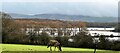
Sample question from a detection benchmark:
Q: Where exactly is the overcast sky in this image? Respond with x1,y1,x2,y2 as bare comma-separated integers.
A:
0,0,119,17
0,0,119,2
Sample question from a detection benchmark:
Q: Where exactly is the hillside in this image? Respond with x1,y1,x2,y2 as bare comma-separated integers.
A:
1,44,120,53
9,13,118,22
2,44,95,51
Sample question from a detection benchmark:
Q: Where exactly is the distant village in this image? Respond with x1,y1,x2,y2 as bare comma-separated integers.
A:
13,19,120,41
23,27,120,41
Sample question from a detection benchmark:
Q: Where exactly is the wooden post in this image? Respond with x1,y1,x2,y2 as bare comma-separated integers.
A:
94,43,97,53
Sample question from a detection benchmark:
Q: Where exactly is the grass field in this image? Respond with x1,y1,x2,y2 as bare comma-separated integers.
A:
0,44,120,53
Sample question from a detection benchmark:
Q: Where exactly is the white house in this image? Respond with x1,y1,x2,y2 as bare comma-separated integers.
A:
87,27,120,41
88,31,120,41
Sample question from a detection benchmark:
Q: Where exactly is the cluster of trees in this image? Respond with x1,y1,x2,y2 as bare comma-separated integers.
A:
2,12,24,43
15,18,86,28
54,32,120,51
1,12,120,51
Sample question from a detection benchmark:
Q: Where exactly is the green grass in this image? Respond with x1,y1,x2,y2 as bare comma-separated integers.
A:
0,44,120,53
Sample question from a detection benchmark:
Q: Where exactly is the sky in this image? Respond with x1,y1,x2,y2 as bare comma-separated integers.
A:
0,0,119,17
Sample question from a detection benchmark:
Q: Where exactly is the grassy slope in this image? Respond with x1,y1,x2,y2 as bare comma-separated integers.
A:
0,44,120,53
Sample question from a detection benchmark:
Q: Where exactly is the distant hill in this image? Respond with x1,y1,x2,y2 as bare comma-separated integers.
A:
8,13,31,18
8,13,118,22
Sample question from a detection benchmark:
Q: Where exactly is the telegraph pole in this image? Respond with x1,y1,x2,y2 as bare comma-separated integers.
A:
94,42,97,53
93,38,99,53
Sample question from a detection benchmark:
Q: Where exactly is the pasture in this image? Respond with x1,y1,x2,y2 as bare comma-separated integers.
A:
0,44,120,53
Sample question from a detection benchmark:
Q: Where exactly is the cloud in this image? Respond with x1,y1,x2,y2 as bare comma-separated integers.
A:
0,0,119,2
1,0,118,17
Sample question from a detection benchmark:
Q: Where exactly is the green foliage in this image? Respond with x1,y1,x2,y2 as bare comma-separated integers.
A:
72,31,94,48
54,36,70,47
27,31,51,45
98,35,108,49
97,35,120,50
37,32,50,45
